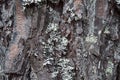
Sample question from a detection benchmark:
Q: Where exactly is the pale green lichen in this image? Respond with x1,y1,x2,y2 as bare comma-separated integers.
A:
41,22,69,76
58,58,75,80
105,61,114,75
104,27,110,34
44,22,68,55
42,22,74,80
85,34,97,43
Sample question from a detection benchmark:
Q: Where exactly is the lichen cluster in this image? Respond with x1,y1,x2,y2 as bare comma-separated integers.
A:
51,58,75,80
39,22,75,79
22,0,60,6
85,34,97,43
105,61,114,76
43,22,68,57
22,0,42,5
57,58,75,80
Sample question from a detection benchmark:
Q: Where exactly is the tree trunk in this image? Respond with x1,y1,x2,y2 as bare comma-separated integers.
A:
0,0,120,80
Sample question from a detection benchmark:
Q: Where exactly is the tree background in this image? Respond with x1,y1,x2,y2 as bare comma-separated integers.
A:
0,0,120,80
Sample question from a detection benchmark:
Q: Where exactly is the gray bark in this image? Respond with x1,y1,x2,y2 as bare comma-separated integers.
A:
0,0,120,80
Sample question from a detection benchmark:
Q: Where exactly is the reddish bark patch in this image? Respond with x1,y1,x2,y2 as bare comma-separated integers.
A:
15,0,27,39
96,0,107,18
5,44,19,71
74,0,83,19
5,0,28,73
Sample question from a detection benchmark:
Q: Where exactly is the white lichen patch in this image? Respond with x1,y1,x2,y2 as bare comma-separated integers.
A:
51,71,59,78
105,61,114,75
50,58,75,79
104,27,110,34
43,59,51,66
22,0,43,10
43,58,54,66
116,0,120,4
46,23,59,33
44,22,68,54
22,0,42,5
85,34,97,43
61,37,68,46
57,37,68,51
58,58,74,80
58,58,70,66
41,22,71,79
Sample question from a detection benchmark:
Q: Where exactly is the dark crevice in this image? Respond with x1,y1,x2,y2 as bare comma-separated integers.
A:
116,62,120,80
47,0,64,15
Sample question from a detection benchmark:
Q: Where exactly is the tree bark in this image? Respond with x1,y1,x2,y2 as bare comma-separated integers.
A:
0,0,120,80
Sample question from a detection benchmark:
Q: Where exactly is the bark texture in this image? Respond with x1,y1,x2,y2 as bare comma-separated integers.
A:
0,0,120,80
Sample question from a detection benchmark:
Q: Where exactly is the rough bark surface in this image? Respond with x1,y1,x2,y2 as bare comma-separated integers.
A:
0,0,120,80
